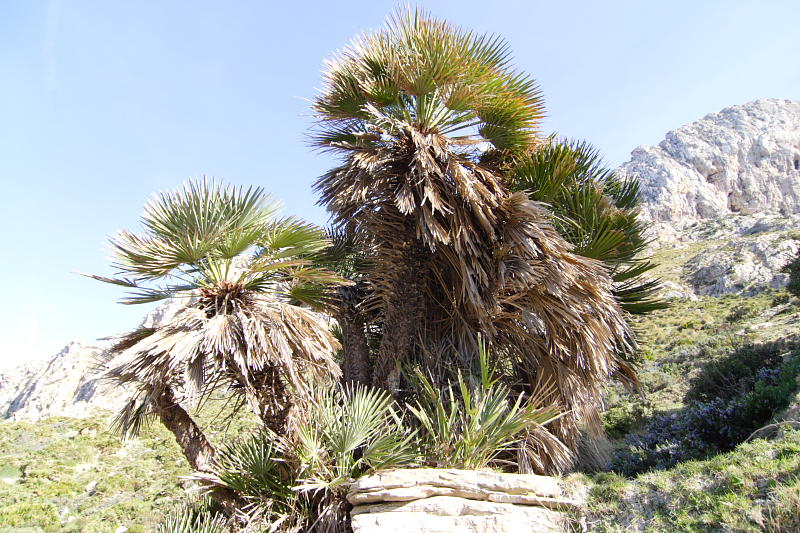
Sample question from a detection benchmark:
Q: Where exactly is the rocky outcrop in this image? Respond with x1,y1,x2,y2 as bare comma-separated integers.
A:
684,228,798,296
0,341,123,420
347,469,580,533
618,99,800,298
0,298,189,421
650,213,799,297
620,99,800,224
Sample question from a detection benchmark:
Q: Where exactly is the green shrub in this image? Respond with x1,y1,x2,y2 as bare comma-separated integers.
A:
407,341,563,470
726,304,758,322
612,349,800,475
0,502,60,531
686,341,791,403
782,245,800,298
771,291,792,307
602,400,654,439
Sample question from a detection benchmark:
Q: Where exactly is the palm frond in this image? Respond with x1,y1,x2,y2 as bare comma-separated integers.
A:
407,339,564,470
155,504,227,533
190,435,296,519
508,138,666,316
294,383,418,492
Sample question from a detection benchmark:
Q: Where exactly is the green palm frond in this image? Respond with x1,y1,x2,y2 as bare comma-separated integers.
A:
313,7,543,153
155,502,227,533
191,435,297,519
87,177,344,308
508,138,667,315
407,339,564,470
294,383,418,491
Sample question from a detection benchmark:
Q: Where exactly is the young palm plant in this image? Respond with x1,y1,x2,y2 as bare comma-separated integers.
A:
191,383,418,532
314,8,635,471
407,340,568,470
155,501,228,533
87,179,344,482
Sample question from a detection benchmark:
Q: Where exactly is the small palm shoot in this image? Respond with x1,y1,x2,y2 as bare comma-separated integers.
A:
191,436,301,528
155,501,228,533
294,384,418,492
408,339,564,470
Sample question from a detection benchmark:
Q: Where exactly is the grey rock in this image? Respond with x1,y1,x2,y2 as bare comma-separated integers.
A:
0,297,190,421
0,341,123,421
684,232,798,296
620,99,800,224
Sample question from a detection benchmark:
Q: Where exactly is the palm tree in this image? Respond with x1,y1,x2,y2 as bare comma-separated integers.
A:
88,179,344,475
313,8,634,471
507,139,667,381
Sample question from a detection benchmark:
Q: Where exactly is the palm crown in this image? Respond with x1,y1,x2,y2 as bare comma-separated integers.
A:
89,179,344,436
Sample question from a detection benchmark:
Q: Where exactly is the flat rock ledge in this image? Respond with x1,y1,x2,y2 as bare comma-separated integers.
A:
347,469,581,533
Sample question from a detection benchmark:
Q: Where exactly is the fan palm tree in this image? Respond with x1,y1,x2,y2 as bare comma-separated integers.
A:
313,8,634,470
88,179,344,475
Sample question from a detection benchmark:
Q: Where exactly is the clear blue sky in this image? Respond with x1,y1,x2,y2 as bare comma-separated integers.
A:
1,1,798,369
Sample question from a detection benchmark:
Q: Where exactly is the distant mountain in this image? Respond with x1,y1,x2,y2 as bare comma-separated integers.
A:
0,297,189,421
617,99,800,298
620,98,800,223
0,341,120,420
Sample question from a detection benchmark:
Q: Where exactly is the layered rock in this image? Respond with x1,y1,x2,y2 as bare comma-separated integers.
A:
347,469,580,533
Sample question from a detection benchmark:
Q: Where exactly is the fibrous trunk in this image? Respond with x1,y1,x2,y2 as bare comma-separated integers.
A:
154,386,217,471
153,386,242,514
337,283,372,386
372,242,427,393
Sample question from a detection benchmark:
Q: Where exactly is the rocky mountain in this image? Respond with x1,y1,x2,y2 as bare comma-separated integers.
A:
0,297,190,421
0,341,121,421
620,98,800,224
621,99,800,298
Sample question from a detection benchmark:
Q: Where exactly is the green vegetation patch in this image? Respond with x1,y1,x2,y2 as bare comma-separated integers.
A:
582,429,800,533
0,416,189,533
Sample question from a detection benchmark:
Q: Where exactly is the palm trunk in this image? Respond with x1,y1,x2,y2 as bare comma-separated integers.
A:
341,313,372,386
232,365,291,436
337,283,372,386
153,386,242,514
154,387,217,470
372,243,427,393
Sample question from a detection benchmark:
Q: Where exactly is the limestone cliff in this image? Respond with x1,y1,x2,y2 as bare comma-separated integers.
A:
0,341,121,420
618,99,800,297
620,98,800,224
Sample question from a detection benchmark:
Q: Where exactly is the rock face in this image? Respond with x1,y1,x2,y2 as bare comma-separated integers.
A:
650,213,800,298
0,341,123,421
347,469,580,533
620,99,800,224
618,99,800,297
0,298,185,421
